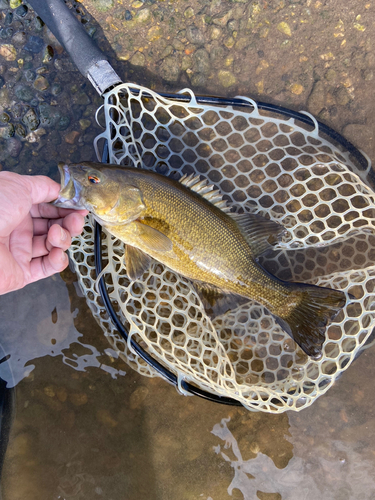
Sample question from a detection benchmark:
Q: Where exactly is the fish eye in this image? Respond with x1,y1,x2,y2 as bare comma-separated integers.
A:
88,174,101,184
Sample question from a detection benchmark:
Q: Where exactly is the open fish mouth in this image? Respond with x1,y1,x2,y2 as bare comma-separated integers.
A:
53,163,85,209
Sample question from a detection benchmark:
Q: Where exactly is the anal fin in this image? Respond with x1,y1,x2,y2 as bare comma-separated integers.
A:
193,282,248,317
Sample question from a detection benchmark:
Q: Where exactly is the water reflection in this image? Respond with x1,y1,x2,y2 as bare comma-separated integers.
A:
0,269,126,388
213,411,375,500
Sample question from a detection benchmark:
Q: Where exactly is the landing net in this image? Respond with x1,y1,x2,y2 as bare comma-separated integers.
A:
69,83,375,412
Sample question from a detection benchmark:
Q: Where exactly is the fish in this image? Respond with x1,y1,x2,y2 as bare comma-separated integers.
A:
54,161,349,357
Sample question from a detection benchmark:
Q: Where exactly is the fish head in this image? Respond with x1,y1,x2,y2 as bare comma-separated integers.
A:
54,162,145,225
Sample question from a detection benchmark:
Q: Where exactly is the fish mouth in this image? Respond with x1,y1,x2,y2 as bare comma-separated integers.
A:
53,163,85,210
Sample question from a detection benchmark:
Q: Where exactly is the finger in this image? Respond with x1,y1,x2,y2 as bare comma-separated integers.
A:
22,175,61,205
30,202,88,219
31,234,49,258
33,213,87,237
46,224,71,251
29,247,69,283
61,213,87,237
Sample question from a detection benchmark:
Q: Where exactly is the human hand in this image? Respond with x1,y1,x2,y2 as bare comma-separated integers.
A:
0,171,88,295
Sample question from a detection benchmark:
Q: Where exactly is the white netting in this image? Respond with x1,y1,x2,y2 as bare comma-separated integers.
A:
68,83,375,412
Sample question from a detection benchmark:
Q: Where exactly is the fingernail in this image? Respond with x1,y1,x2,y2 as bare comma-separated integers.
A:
60,227,67,242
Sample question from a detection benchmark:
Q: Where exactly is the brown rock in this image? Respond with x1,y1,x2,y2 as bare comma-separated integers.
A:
69,392,88,406
64,130,80,144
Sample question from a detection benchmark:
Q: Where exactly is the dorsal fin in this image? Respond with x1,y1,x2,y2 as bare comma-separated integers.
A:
179,173,231,213
230,212,286,257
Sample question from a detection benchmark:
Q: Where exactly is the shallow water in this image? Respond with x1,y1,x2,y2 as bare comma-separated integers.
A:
1,0,375,498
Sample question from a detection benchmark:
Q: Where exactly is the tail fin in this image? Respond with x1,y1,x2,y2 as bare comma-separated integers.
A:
276,285,348,357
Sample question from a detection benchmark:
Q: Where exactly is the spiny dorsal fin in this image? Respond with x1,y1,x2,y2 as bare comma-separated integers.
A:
179,173,231,213
230,212,286,257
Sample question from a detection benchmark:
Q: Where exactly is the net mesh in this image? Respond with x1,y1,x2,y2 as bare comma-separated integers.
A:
68,83,375,412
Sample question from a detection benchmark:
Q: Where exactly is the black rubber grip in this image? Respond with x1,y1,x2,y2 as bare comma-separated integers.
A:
28,0,107,77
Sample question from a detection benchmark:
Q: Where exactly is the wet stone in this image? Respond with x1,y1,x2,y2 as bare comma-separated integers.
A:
0,123,14,138
65,130,80,144
172,38,185,51
33,75,49,91
92,0,114,11
160,55,180,82
124,10,132,21
362,69,373,81
210,26,221,40
51,82,62,96
307,80,325,115
325,69,336,82
42,45,54,63
4,12,13,25
193,48,210,74
335,86,351,106
0,43,16,61
190,72,206,87
186,24,205,45
224,36,235,48
79,119,91,130
57,115,70,130
125,7,151,27
0,27,11,40
131,51,145,67
213,9,233,27
15,123,26,137
12,31,27,46
22,107,39,131
7,137,22,157
69,392,88,406
184,7,194,18
34,16,44,30
218,69,236,87
24,69,35,82
24,35,44,53
161,45,173,59
36,65,48,75
97,409,118,427
39,102,61,127
15,4,27,17
15,83,33,101
181,55,192,70
227,19,238,32
0,112,9,123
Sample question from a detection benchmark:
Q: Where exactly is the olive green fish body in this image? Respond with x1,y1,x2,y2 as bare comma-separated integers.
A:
54,162,349,357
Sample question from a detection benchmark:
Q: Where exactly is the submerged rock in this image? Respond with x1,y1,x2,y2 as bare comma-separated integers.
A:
22,107,39,131
0,43,16,61
130,51,146,67
7,137,22,158
218,70,236,87
186,24,206,45
15,84,34,102
24,35,44,54
160,55,180,82
193,48,210,75
307,81,326,115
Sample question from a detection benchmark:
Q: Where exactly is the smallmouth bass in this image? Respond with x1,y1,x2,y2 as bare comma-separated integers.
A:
54,162,349,357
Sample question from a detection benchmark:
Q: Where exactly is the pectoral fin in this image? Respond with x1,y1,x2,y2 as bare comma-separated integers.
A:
134,221,173,253
125,245,151,280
